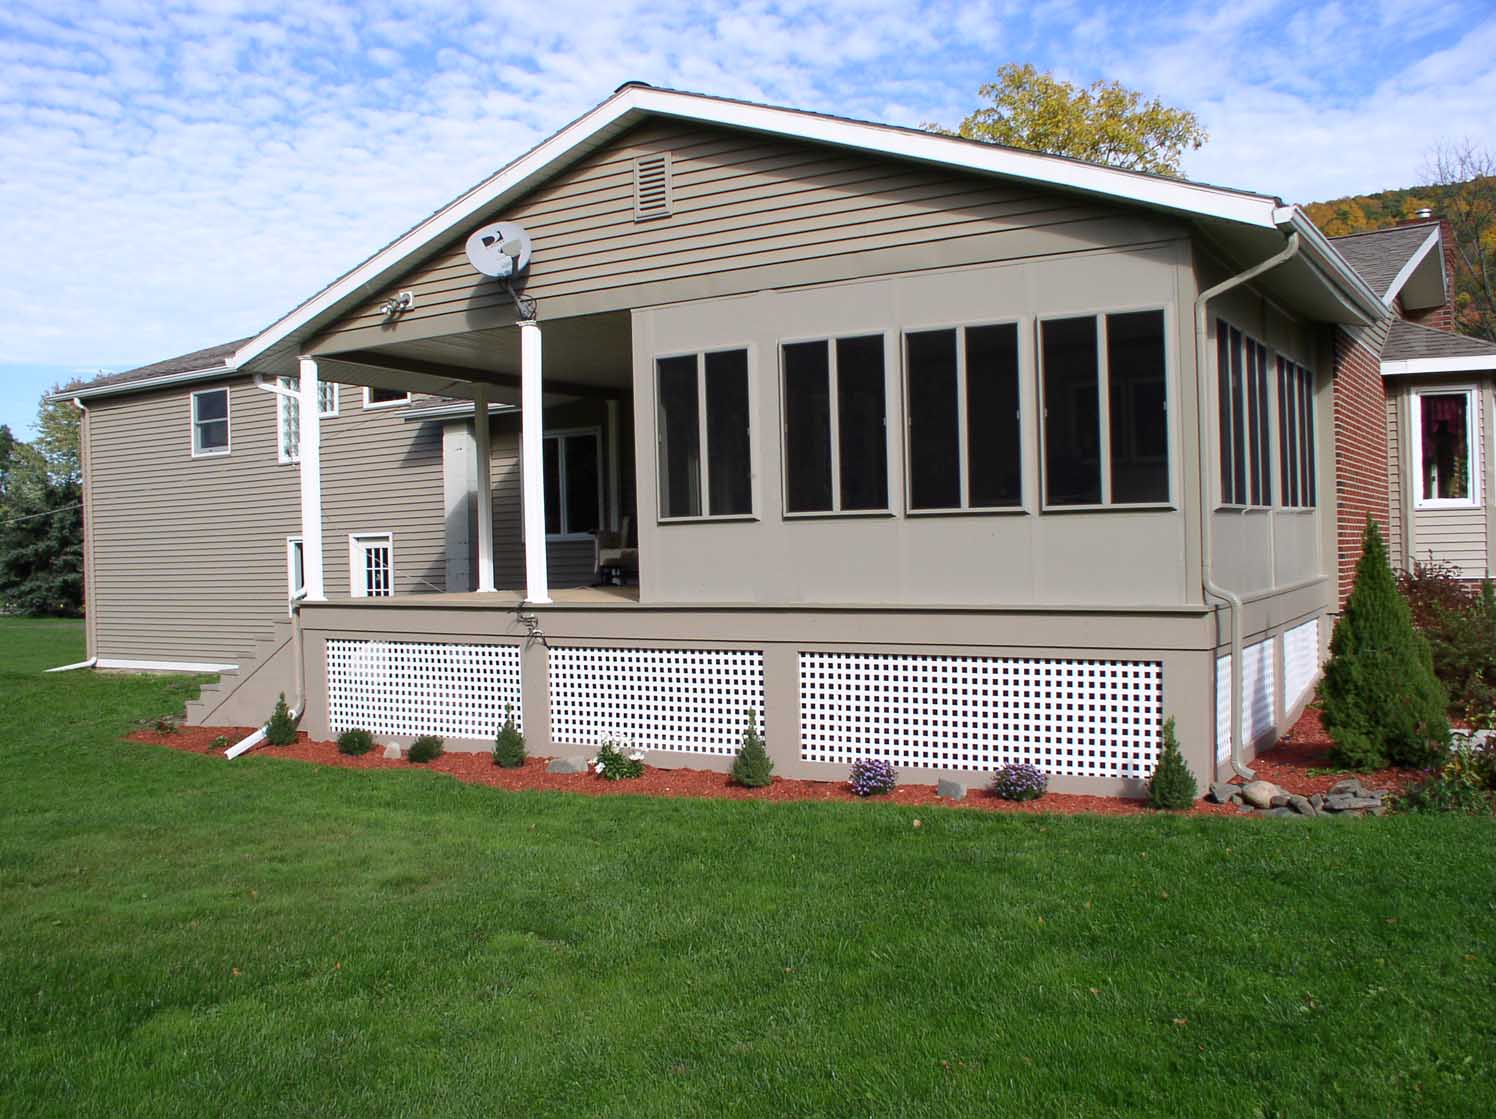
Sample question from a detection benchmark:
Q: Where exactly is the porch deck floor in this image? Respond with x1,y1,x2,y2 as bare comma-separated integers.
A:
371,585,641,608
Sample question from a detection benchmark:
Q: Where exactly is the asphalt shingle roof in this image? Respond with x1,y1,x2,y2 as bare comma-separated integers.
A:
1383,318,1496,363
1329,222,1439,299
69,337,250,393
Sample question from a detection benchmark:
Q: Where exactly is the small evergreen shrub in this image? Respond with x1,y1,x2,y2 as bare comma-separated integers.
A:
337,728,374,756
408,735,444,764
1147,716,1197,810
264,693,297,746
492,705,526,768
990,762,1047,801
849,757,896,797
729,709,773,788
1321,517,1449,769
593,741,644,780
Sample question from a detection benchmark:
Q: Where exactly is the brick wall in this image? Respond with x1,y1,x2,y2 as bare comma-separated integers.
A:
1332,327,1392,604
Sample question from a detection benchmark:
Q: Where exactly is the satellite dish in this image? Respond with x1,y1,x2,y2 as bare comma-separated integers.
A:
465,221,532,280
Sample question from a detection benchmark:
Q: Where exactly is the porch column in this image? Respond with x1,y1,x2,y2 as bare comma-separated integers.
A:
473,384,497,593
520,319,551,604
297,357,326,601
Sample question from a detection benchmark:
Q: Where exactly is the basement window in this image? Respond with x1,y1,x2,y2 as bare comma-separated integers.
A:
349,533,394,597
782,335,888,514
656,349,753,519
191,388,231,457
1414,388,1478,508
906,323,1022,510
1216,320,1272,508
1276,358,1317,508
543,430,603,537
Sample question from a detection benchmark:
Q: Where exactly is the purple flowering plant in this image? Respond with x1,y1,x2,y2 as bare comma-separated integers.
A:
849,757,897,797
989,762,1047,802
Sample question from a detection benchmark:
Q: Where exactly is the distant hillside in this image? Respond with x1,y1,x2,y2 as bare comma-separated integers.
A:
1303,184,1449,237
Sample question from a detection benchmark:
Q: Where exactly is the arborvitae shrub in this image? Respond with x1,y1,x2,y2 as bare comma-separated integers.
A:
264,693,297,746
1321,517,1449,769
408,735,444,764
493,705,526,768
1147,717,1197,810
729,709,773,788
337,728,374,756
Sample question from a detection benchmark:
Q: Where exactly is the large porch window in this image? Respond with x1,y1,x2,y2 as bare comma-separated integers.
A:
782,334,888,514
1216,320,1271,508
1414,388,1479,508
1276,357,1316,508
656,349,753,519
543,430,602,537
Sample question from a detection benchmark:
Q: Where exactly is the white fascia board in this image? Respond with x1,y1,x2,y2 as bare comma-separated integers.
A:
1275,206,1387,323
235,86,1296,371
1380,228,1443,304
1382,355,1496,376
52,365,239,403
95,657,238,673
402,402,519,422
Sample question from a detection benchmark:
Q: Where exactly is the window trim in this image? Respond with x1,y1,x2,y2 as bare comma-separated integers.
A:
655,344,759,524
286,536,305,614
1037,305,1175,513
778,330,893,519
544,426,606,540
362,387,412,410
348,532,395,598
1412,385,1481,510
190,387,231,458
901,317,1028,516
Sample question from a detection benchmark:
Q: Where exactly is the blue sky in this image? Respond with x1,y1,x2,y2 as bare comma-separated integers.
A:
2,0,1494,437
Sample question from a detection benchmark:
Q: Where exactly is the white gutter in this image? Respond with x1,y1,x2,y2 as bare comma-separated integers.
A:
1382,355,1496,376
50,362,238,403
1196,231,1304,781
1273,206,1386,322
402,401,518,422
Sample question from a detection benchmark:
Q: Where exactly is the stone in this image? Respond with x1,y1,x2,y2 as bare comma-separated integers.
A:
1325,794,1356,812
1270,794,1292,808
1235,804,1255,814
1208,780,1239,805
1267,806,1295,817
1288,795,1316,817
1241,780,1282,809
1369,804,1388,817
1309,793,1325,811
546,755,590,775
936,778,967,801
1344,796,1383,811
1329,778,1365,798
381,743,403,760
1230,793,1244,806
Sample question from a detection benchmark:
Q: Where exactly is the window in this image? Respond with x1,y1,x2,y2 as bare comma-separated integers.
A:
191,388,230,456
656,349,753,519
287,537,305,601
1040,310,1169,507
782,335,888,513
350,533,393,597
277,377,339,463
364,387,411,409
543,430,602,536
1414,388,1478,508
1276,358,1317,508
906,323,1021,510
1216,321,1272,507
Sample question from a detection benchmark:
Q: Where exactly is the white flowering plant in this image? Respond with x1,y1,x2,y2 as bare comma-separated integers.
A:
591,741,645,780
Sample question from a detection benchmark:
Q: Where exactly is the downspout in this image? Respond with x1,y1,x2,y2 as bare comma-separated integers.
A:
1195,231,1302,780
225,591,308,760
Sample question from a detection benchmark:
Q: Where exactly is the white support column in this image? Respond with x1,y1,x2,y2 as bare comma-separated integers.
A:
297,357,327,601
519,320,551,604
473,384,497,593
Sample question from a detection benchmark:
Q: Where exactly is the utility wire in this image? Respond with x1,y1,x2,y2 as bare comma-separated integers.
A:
0,501,82,528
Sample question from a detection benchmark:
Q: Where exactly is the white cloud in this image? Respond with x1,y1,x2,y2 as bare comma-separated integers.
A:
0,0,1491,376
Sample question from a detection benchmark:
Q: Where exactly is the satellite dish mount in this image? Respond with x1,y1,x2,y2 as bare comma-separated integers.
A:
464,221,537,320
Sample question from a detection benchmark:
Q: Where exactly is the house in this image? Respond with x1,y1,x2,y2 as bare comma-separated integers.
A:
61,83,1405,796
1326,220,1496,582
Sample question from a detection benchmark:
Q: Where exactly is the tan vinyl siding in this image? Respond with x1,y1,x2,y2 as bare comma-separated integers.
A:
1386,387,1403,562
313,121,1168,350
86,378,448,664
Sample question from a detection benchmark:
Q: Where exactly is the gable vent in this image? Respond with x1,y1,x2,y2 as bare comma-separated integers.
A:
633,152,673,221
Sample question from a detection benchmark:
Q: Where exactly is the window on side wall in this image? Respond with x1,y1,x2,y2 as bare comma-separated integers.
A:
1414,388,1479,508
543,430,603,536
364,387,411,409
191,388,231,456
277,377,339,463
906,323,1022,510
349,533,393,597
656,349,753,519
1276,357,1317,508
1040,310,1169,507
1216,321,1272,507
782,335,888,514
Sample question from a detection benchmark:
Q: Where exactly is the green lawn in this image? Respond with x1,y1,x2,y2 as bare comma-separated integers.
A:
1,620,1493,1118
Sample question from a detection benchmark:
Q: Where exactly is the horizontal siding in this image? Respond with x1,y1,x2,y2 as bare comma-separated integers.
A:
315,120,1163,348
1411,510,1487,576
88,378,447,664
1386,389,1403,562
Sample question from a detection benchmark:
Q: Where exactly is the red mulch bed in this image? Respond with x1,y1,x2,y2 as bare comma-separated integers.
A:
126,706,1425,817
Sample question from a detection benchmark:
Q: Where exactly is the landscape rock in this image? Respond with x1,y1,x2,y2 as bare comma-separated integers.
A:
1267,806,1296,817
1236,804,1255,814
1309,793,1325,812
936,778,967,801
381,743,402,760
1344,796,1384,811
546,755,589,775
1241,780,1282,809
1288,795,1316,816
1208,781,1239,805
1325,794,1356,811
1270,794,1292,808
1329,778,1365,797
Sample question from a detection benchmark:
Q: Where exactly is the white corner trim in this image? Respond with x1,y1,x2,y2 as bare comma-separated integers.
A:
1381,228,1443,304
1382,354,1496,376
95,657,239,673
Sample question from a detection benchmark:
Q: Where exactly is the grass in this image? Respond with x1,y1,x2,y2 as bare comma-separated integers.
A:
1,620,1494,1117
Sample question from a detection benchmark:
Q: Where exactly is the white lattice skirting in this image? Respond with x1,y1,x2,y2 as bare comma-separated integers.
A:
1282,617,1321,711
798,652,1163,778
1215,639,1276,761
549,646,765,755
326,640,523,739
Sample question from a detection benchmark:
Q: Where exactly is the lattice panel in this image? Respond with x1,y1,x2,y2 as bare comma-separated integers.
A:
549,646,764,755
1216,639,1276,760
326,640,522,739
798,653,1163,778
1282,617,1320,710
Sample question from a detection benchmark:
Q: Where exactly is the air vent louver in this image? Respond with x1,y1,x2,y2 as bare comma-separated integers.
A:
633,152,673,221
